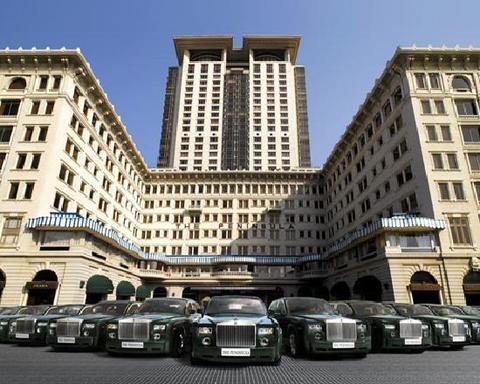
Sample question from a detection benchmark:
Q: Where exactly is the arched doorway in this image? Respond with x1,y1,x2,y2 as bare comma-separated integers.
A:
353,276,383,301
312,285,330,300
298,286,312,296
26,270,58,305
135,285,151,301
85,275,114,304
182,287,197,301
0,269,5,302
463,271,480,305
152,286,167,298
330,282,351,300
116,280,135,300
409,271,441,304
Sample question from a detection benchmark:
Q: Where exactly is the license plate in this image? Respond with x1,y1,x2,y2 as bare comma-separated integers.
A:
57,337,76,344
15,333,29,339
404,337,422,345
332,342,355,349
221,348,251,357
121,342,144,349
452,336,465,342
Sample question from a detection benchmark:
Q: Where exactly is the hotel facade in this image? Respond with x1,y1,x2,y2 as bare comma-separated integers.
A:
0,36,479,307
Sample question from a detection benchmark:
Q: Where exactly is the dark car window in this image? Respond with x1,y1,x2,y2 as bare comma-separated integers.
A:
286,298,335,315
79,305,94,315
17,306,49,315
137,299,186,315
90,303,129,316
0,307,21,315
205,297,267,316
45,306,84,316
430,306,463,316
394,304,433,316
350,302,397,316
333,303,353,316
461,306,480,316
126,303,140,315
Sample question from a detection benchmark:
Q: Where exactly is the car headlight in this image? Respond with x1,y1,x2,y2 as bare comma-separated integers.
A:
422,324,429,330
83,323,96,329
384,324,396,330
258,327,274,335
471,322,480,329
357,324,367,333
434,323,445,329
153,324,166,332
0,321,9,326
197,326,213,335
107,324,118,330
37,322,48,327
49,323,57,328
308,323,323,332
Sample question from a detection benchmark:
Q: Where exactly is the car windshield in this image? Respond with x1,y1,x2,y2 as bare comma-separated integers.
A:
430,306,463,316
205,297,266,316
89,303,129,316
286,298,335,315
394,304,433,316
460,306,480,316
17,306,49,315
137,299,186,315
350,302,397,316
45,305,84,316
0,307,20,315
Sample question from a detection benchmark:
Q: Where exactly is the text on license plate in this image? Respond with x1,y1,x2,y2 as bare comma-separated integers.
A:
121,342,144,349
452,336,465,342
404,337,422,345
15,333,29,339
332,342,355,349
57,337,76,344
221,348,251,357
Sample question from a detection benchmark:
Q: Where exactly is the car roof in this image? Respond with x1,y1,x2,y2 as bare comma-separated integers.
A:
210,295,262,300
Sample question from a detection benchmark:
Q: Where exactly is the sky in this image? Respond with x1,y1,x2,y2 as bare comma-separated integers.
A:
1,0,480,168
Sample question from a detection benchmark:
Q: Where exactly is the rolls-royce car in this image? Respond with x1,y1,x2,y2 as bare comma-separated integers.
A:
423,304,480,344
268,297,370,357
106,298,200,355
47,300,140,350
191,296,282,364
331,301,432,352
9,304,87,345
0,306,50,343
386,303,469,349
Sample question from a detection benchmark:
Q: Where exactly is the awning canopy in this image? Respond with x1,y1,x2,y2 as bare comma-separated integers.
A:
116,281,135,297
86,275,114,294
409,283,441,291
25,281,58,290
135,285,151,299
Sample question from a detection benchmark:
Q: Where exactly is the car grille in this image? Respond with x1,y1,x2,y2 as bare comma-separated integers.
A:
118,318,150,341
448,319,466,337
399,319,422,338
16,318,36,334
326,318,357,341
216,322,256,348
56,318,82,337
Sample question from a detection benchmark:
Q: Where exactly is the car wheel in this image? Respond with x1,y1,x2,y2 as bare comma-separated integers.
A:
288,331,303,357
173,330,185,357
271,356,282,366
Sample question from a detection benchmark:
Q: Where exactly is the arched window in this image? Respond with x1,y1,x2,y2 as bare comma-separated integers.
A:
409,271,441,304
8,77,26,90
452,76,471,92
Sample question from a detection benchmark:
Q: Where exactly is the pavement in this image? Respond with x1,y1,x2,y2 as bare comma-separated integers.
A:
0,344,479,384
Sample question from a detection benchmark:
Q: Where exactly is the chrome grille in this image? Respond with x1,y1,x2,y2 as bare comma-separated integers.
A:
56,318,82,337
16,318,36,334
118,318,150,341
399,319,422,338
326,318,357,341
216,322,256,348
448,319,466,337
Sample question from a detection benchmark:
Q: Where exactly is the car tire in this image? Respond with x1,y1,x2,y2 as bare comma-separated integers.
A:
271,356,282,366
190,354,200,365
173,330,186,357
288,331,303,357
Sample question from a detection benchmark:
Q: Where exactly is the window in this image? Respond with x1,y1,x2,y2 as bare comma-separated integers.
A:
16,153,26,169
429,73,441,89
455,99,478,116
45,101,55,115
432,153,444,169
461,125,480,142
38,76,48,90
8,182,19,199
421,100,431,114
0,152,6,172
393,86,402,106
452,76,471,92
30,154,41,170
468,153,480,171
441,125,451,141
53,192,70,211
448,216,472,245
24,126,34,141
426,125,438,141
0,126,13,142
24,182,34,199
0,217,22,244
52,76,62,90
38,126,48,141
0,99,20,116
30,101,40,115
453,183,465,200
434,100,445,114
415,73,427,89
473,182,480,202
438,183,450,200
447,153,459,169
8,77,26,90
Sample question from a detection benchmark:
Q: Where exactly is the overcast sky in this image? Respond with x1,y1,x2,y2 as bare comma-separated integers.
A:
1,0,480,167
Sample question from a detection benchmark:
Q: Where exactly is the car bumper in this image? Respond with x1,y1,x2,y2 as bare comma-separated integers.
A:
434,333,470,347
0,327,11,343
11,331,47,345
47,335,98,350
307,337,371,355
192,345,280,363
382,336,431,350
106,339,171,354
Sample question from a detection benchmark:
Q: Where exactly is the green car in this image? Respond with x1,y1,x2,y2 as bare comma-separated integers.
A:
331,301,432,352
0,306,50,343
268,297,370,357
191,295,282,365
9,304,87,345
424,304,480,344
47,300,140,350
386,303,469,349
106,298,200,355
